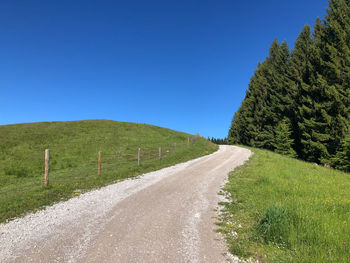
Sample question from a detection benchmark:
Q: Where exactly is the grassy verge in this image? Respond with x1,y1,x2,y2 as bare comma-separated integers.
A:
219,147,350,263
0,120,218,223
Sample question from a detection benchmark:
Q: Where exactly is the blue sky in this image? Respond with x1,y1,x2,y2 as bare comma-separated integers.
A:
0,0,329,138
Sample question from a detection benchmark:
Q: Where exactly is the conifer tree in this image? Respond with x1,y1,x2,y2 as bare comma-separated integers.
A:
274,118,297,157
316,0,350,158
228,70,265,146
289,24,331,162
254,39,296,150
229,40,296,151
331,133,350,172
289,25,315,157
228,0,350,170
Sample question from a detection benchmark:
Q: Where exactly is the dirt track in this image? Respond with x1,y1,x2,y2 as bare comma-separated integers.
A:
0,145,251,263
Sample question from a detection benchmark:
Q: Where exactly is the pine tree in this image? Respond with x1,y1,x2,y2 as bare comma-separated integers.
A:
274,118,297,157
254,39,296,150
332,133,350,172
289,25,316,158
228,0,350,170
316,0,350,159
229,39,296,151
228,72,263,146
289,24,331,162
251,58,275,149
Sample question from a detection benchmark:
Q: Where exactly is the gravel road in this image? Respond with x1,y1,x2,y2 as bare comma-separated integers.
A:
0,145,251,263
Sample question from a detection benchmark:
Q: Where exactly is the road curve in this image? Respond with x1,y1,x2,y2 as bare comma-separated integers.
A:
0,145,251,263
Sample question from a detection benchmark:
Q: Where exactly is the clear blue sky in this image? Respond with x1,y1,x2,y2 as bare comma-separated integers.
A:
1,0,329,138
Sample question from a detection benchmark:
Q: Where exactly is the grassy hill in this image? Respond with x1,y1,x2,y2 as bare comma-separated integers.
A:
219,147,350,263
0,120,218,223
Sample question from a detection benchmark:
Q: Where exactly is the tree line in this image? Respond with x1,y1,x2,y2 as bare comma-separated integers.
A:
228,0,350,172
208,137,228,145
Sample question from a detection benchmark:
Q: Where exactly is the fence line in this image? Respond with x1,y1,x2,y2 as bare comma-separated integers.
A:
1,135,201,186
37,136,200,186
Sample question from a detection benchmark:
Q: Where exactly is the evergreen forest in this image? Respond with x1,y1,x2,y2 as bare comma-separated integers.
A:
228,0,350,172
208,137,228,145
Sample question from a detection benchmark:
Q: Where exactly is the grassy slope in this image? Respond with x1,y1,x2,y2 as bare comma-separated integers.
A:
0,120,218,223
220,147,350,263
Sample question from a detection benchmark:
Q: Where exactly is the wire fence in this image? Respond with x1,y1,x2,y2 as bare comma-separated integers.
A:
1,135,201,186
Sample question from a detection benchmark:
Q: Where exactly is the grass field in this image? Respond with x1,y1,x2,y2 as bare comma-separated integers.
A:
219,147,350,263
0,120,218,223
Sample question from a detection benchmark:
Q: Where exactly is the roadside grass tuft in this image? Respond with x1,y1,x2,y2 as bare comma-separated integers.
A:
257,205,299,248
219,147,350,263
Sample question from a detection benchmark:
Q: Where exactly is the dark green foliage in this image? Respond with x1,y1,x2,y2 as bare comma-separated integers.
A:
209,137,228,145
274,119,297,157
229,40,296,151
294,23,333,162
320,0,350,156
228,0,350,169
332,134,350,172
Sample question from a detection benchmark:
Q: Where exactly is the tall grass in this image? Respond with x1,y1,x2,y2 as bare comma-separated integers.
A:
219,147,350,263
0,120,217,223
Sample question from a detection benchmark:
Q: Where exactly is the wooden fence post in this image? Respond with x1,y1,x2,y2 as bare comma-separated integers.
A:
44,149,49,186
191,136,194,145
138,148,141,165
174,143,176,153
98,151,102,176
187,137,189,147
159,147,161,160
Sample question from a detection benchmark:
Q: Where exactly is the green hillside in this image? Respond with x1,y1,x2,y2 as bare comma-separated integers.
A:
0,120,217,223
219,147,350,262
